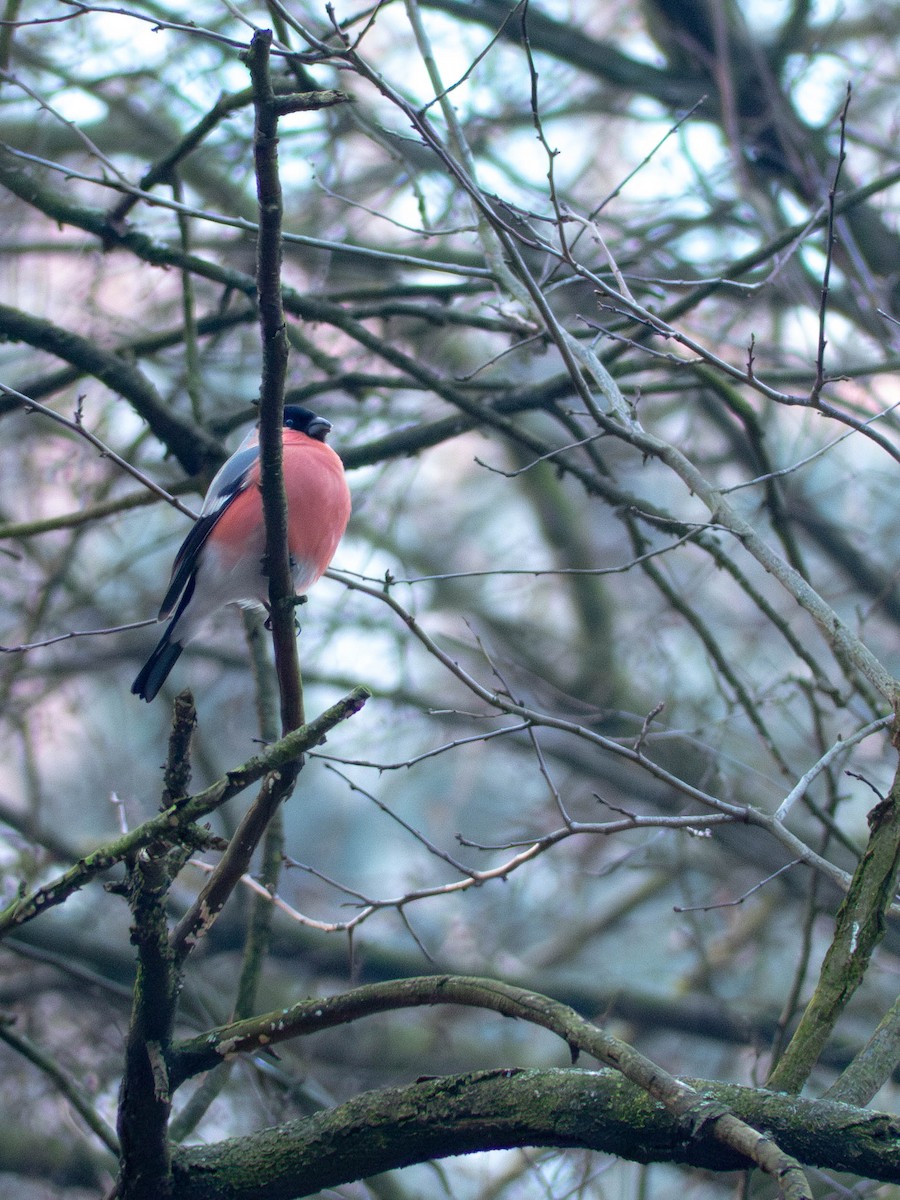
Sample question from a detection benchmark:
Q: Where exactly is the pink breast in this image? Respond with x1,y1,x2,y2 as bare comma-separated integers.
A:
283,436,352,587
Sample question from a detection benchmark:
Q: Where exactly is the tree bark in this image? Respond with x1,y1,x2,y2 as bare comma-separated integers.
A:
171,1068,900,1200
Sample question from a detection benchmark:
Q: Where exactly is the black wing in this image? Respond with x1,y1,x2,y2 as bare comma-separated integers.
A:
158,443,260,619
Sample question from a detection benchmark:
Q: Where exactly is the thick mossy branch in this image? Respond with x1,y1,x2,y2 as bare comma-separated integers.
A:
168,1068,900,1200
768,760,900,1093
171,973,810,1196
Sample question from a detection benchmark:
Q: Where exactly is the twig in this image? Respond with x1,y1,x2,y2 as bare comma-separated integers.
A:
0,383,198,518
0,618,157,653
315,720,531,771
327,570,880,901
674,860,802,913
1,143,493,279
0,478,199,542
811,83,851,403
774,716,893,823
324,763,478,876
0,1018,119,1154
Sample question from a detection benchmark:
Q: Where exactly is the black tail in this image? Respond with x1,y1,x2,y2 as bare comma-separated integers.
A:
131,630,184,702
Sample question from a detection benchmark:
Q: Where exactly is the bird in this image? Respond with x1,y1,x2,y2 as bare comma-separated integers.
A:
132,405,351,702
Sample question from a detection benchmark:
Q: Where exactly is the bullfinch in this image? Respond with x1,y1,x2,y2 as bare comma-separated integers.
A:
132,405,351,702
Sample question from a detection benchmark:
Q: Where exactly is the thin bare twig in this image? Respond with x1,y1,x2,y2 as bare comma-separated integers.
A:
673,860,803,913
811,83,852,403
0,383,198,518
327,569,883,902
774,716,893,823
0,618,157,653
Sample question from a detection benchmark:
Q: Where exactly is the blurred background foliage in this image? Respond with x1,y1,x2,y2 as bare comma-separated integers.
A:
0,0,899,1196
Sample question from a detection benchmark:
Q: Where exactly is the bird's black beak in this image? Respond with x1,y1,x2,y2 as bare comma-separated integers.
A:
307,416,333,441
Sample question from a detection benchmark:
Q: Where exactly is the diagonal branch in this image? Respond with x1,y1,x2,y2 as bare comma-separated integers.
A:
0,302,222,477
0,686,370,938
768,756,900,1093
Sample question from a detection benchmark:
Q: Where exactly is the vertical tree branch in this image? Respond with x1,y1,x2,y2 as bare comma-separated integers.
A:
245,27,304,738
117,694,199,1192
161,692,197,810
117,853,181,1200
172,174,204,423
165,30,307,986
233,610,285,1019
166,35,309,1003
810,82,850,403
0,0,21,72
169,617,288,1143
